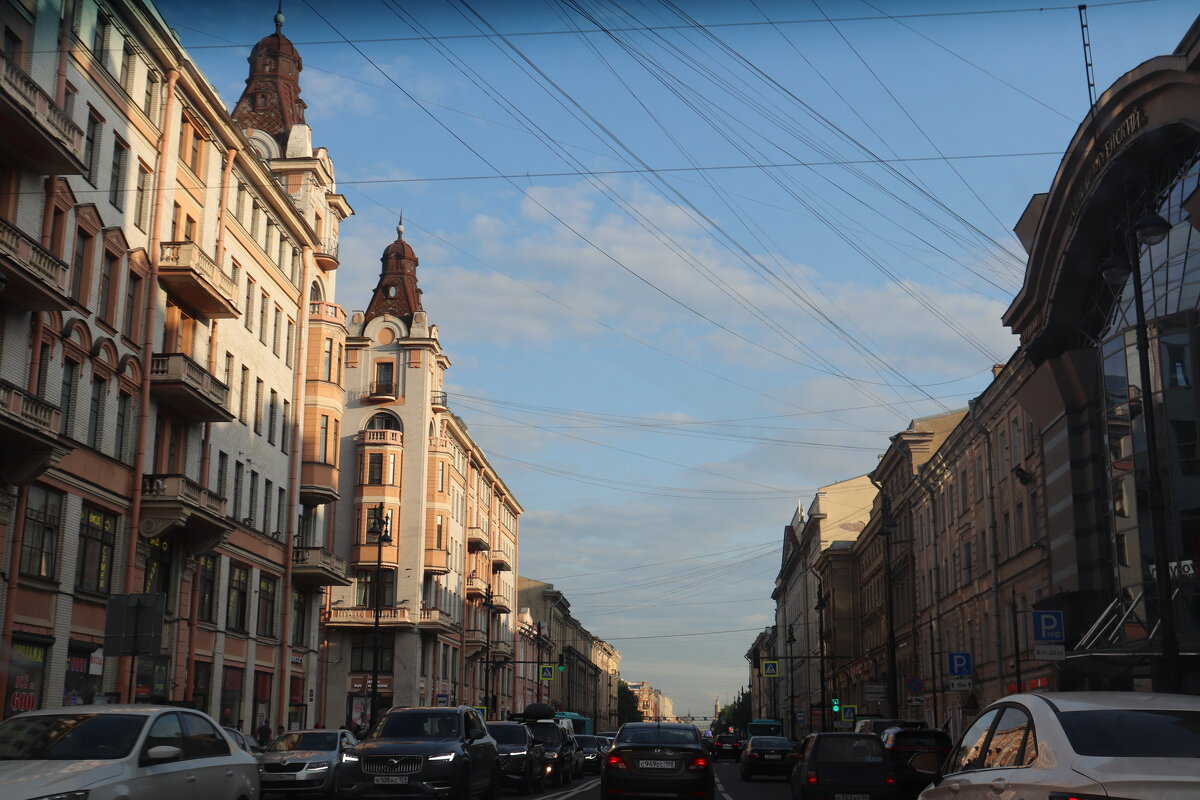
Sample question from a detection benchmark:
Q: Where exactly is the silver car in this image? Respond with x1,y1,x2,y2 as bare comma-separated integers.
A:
260,728,356,795
0,704,260,800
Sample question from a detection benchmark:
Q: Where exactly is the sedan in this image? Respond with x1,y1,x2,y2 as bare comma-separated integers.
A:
601,722,714,800
789,732,896,800
740,735,797,780
487,720,546,793
0,704,260,800
915,691,1200,800
575,734,606,774
260,728,357,795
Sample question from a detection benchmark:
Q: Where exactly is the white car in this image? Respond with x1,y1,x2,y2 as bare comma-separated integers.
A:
0,704,260,800
916,691,1200,800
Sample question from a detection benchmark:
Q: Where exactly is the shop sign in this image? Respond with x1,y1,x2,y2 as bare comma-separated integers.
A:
8,642,45,714
290,655,304,664
89,650,105,675
349,675,392,692
1068,106,1146,224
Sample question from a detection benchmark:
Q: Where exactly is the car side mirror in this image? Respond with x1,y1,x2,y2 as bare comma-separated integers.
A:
145,744,183,763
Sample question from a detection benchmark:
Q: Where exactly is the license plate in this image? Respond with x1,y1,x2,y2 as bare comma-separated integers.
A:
765,754,782,759
639,760,674,769
835,794,870,800
722,744,731,749
263,773,295,780
374,776,409,784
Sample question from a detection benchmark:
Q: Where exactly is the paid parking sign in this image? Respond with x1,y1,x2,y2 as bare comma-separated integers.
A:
539,665,555,681
947,652,973,676
1031,610,1065,642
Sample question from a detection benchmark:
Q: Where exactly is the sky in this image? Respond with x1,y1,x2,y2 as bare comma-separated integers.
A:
155,0,1199,718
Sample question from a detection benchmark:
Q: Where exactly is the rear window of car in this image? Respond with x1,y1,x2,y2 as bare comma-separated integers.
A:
526,722,562,746
0,713,147,760
618,727,699,745
816,736,886,762
1058,710,1200,758
716,734,737,743
575,735,598,747
892,731,952,749
753,737,792,748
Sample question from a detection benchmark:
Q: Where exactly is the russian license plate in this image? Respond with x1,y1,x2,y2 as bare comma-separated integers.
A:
835,794,869,800
765,754,782,759
374,776,410,784
638,760,674,769
722,744,732,749
263,773,295,780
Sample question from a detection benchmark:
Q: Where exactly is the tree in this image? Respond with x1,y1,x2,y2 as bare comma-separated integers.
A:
617,681,644,725
715,688,750,734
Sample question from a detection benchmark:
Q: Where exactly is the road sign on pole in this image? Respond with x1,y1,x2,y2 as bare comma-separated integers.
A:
947,652,973,676
539,665,555,680
842,704,857,722
1031,611,1065,642
762,660,779,677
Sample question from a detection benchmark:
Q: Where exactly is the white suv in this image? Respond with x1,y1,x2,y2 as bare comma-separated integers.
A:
0,704,260,800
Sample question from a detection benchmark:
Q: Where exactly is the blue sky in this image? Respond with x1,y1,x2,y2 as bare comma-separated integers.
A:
157,0,1198,717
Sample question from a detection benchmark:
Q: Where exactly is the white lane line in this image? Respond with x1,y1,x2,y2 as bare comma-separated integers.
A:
714,772,734,800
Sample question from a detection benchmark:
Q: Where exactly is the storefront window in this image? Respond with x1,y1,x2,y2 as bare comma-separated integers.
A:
5,641,46,717
193,660,212,713
135,655,169,703
64,649,103,706
143,537,171,594
254,671,272,732
197,555,216,623
220,666,243,728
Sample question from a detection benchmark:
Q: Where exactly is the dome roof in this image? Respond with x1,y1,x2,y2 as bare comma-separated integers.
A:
251,30,301,62
382,223,418,266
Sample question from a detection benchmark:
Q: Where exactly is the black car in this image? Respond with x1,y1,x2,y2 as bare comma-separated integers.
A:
601,722,714,800
574,734,605,774
712,733,741,760
879,727,952,800
487,721,547,794
335,706,499,799
740,735,797,780
788,732,896,800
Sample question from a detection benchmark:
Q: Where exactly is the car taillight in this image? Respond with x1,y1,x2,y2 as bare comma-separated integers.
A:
751,752,761,759
688,756,709,770
807,771,818,785
886,773,895,785
1049,794,1130,800
606,754,626,769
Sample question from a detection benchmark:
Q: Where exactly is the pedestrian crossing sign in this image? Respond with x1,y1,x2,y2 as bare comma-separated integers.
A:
762,660,779,677
539,665,555,681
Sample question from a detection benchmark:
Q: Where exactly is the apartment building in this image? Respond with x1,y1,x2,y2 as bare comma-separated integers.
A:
0,0,349,728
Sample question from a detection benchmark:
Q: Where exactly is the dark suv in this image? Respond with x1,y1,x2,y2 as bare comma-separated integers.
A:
712,733,741,760
335,706,499,799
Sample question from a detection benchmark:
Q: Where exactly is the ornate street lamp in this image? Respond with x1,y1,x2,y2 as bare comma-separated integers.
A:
368,503,392,729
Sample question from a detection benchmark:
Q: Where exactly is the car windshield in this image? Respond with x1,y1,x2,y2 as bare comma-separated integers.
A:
379,712,459,739
1058,710,1200,757
0,713,146,760
575,735,598,747
817,737,886,762
526,722,561,746
487,726,527,745
716,735,737,743
753,737,792,748
269,732,338,751
618,727,699,745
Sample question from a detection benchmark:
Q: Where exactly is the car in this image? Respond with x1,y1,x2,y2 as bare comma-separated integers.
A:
712,733,742,760
575,734,606,774
334,705,499,799
854,718,926,737
0,703,260,800
788,731,897,799
487,721,547,794
225,726,266,757
259,728,357,795
517,704,576,787
602,722,714,800
913,691,1200,800
740,735,797,780
879,727,952,800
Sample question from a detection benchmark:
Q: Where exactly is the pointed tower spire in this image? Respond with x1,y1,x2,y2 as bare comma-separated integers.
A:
231,4,306,146
364,219,423,323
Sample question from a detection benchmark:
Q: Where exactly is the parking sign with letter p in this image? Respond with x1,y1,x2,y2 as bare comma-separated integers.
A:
1031,610,1065,642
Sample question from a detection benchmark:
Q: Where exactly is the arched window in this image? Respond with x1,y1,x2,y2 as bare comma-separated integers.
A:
310,279,324,302
365,412,401,431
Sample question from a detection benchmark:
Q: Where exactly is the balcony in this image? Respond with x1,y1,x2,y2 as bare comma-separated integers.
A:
314,236,339,271
0,217,70,311
292,546,351,587
149,353,233,422
308,300,347,329
300,461,339,506
491,594,512,614
0,48,84,173
491,549,512,573
0,381,68,485
464,628,486,655
418,608,459,635
467,527,490,553
355,429,403,448
466,575,488,599
139,474,233,555
368,381,397,401
158,242,239,319
326,606,412,627
491,641,514,661
424,548,450,575
431,390,447,409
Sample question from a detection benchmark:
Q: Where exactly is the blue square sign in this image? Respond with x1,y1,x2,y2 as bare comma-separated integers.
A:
1032,610,1065,642
947,652,972,676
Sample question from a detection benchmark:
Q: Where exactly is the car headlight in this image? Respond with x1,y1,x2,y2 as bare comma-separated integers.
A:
585,753,597,759
29,793,88,800
428,753,456,762
307,761,331,771
509,750,526,756
341,752,360,763
546,751,559,759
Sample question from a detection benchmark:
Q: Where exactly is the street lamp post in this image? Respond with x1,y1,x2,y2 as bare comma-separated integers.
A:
786,625,796,739
482,584,496,717
880,517,900,720
368,503,392,730
815,592,828,732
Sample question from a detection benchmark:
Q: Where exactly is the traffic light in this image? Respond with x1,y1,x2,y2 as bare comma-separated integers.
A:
831,697,840,714
557,654,565,672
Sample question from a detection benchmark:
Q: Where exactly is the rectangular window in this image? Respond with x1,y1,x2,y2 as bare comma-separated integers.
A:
254,378,264,434
123,271,143,339
333,419,339,467
353,570,395,610
1010,418,1022,464
119,45,135,92
277,487,287,534
248,471,259,528
257,575,277,638
134,165,151,230
114,391,131,461
227,564,249,631
217,451,229,498
98,251,119,323
272,308,281,355
142,72,157,116
87,376,105,450
244,278,254,330
263,479,273,532
291,591,308,647
259,291,268,343
232,461,244,519
197,555,216,623
83,115,100,182
1002,512,1012,560
239,366,249,424
20,485,62,579
267,389,278,444
92,14,107,55
374,362,394,395
1014,501,1025,553
285,321,295,367
281,399,290,454
350,631,393,672
60,359,78,435
368,453,383,485
108,140,127,209
319,415,329,463
71,229,92,302
323,338,333,381
77,505,117,594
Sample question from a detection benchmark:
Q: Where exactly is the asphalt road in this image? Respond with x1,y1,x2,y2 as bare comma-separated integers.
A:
547,761,793,800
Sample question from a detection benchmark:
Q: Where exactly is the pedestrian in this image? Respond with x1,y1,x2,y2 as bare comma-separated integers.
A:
256,721,272,748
